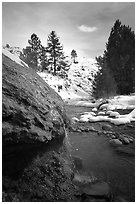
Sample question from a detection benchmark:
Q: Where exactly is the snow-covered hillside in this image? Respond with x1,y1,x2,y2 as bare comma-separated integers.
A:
38,57,98,101
2,45,98,102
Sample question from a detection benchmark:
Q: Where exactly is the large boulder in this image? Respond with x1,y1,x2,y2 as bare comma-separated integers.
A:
2,54,69,145
2,54,77,202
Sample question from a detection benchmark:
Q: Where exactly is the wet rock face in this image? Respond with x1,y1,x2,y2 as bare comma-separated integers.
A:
2,54,76,202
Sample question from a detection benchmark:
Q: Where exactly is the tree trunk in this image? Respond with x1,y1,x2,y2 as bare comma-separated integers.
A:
53,58,56,75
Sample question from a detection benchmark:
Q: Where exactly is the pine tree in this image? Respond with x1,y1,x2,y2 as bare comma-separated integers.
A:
21,33,42,70
93,56,117,99
46,31,67,75
105,20,135,94
39,46,48,72
71,49,77,63
20,46,36,68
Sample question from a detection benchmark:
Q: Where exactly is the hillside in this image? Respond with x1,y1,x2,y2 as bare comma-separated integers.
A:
38,57,98,102
2,46,98,102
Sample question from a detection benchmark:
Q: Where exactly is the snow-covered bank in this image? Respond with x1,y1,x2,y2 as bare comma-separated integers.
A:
73,108,135,126
70,94,135,109
100,95,135,110
70,94,135,125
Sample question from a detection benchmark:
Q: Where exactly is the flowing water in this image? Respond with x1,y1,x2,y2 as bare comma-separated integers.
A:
66,105,135,202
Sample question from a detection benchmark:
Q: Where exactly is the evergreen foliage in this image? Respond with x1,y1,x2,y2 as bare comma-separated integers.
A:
46,31,68,75
93,56,117,99
21,33,42,70
71,49,77,63
39,46,48,72
105,20,135,94
94,19,135,97
21,31,69,77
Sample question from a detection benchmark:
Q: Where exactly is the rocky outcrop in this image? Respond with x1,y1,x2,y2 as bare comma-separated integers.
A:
2,54,77,201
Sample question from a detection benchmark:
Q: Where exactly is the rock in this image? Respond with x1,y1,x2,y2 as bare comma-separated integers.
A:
79,126,85,131
81,181,111,197
110,117,131,125
73,173,97,185
109,139,123,146
72,156,83,170
119,135,130,144
2,54,76,202
84,128,90,132
106,110,113,115
109,111,120,118
128,138,134,143
92,107,97,112
82,111,96,116
73,174,92,185
2,54,68,145
98,100,109,110
79,118,88,123
77,129,82,132
111,135,116,139
88,126,97,132
102,124,112,131
71,117,79,123
127,124,133,128
98,111,105,115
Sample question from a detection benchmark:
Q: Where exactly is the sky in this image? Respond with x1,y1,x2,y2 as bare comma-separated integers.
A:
2,2,135,58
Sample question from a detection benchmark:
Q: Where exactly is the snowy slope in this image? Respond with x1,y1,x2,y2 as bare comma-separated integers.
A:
37,57,98,101
68,57,98,93
37,71,90,101
2,46,98,101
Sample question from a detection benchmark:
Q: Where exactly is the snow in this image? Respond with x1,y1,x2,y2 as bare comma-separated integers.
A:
37,71,89,101
67,57,98,94
2,48,28,68
92,107,98,112
79,108,135,125
72,94,135,110
100,95,135,110
109,117,131,125
37,57,98,101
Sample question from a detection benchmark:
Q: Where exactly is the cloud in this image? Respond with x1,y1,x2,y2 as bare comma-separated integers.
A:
78,25,98,33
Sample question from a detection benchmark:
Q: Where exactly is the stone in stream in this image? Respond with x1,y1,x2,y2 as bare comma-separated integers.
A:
81,181,111,198
98,111,105,115
109,139,123,146
111,135,116,139
92,107,97,112
72,156,83,170
119,135,130,144
128,138,134,143
88,126,97,132
73,173,97,185
71,117,79,123
102,124,112,131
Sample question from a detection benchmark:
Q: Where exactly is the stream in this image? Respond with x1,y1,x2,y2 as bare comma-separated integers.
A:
66,105,135,202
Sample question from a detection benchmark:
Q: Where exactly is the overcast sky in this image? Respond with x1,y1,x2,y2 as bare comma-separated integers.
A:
2,2,135,58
